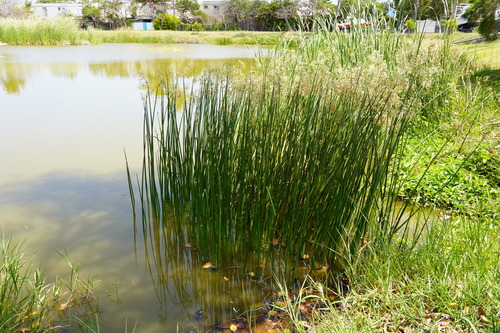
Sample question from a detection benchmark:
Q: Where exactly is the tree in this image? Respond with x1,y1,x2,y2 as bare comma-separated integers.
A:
0,0,32,17
394,0,454,21
255,0,298,31
175,0,198,14
101,0,127,29
464,0,499,40
223,0,252,26
82,2,102,27
175,0,203,22
153,12,181,29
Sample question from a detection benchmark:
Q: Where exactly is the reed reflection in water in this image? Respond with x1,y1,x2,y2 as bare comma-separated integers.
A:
136,211,271,329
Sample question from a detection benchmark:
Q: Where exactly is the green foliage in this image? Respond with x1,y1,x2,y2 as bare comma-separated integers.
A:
175,0,199,14
180,21,203,31
204,22,240,31
152,12,181,30
223,0,252,24
464,0,499,41
82,3,102,27
477,12,498,41
399,138,499,217
395,0,451,21
441,18,458,34
254,0,299,31
0,235,99,332
290,214,499,332
404,18,416,30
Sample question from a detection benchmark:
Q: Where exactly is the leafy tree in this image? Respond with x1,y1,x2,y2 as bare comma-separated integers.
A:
82,2,102,27
133,0,170,17
101,0,127,29
153,12,181,29
223,0,252,25
175,0,198,14
394,0,453,21
464,0,499,40
418,0,446,20
255,0,298,31
175,0,205,23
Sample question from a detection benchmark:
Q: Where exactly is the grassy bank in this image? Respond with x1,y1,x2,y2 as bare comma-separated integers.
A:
267,214,499,332
0,18,294,45
96,29,295,45
0,235,99,332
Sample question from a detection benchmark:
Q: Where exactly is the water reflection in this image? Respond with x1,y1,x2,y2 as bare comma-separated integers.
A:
139,212,270,328
0,43,267,332
0,44,258,95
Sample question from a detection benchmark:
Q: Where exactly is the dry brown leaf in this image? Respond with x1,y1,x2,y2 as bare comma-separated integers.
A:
478,306,486,316
202,262,215,269
57,302,70,311
479,315,490,323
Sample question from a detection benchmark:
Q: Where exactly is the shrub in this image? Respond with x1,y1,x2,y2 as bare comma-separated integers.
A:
153,13,181,30
477,13,498,41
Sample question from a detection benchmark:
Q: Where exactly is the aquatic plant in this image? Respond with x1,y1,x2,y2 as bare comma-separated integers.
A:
0,235,99,332
132,65,420,273
130,18,476,279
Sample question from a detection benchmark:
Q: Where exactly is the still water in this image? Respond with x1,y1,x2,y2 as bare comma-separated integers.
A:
0,44,267,332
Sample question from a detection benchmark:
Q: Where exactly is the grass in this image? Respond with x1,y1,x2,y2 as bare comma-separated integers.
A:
0,19,297,46
267,212,499,332
96,29,295,45
0,234,100,332
0,17,100,45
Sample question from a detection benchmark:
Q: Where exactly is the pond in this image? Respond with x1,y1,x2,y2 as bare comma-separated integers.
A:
0,43,268,332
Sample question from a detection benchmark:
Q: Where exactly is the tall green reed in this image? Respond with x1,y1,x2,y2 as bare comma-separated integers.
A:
0,18,99,45
133,73,416,273
130,18,472,277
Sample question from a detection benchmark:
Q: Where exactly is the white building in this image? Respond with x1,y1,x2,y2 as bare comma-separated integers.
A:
32,2,82,19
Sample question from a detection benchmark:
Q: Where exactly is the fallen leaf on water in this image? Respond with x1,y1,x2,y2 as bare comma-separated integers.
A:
223,276,229,281
229,323,237,332
184,243,192,248
57,302,70,311
203,262,215,269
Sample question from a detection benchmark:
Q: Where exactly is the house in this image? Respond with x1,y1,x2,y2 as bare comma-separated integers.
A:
200,0,224,23
32,2,82,19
